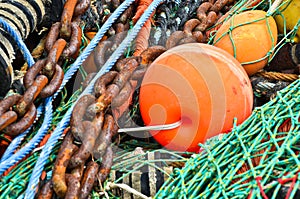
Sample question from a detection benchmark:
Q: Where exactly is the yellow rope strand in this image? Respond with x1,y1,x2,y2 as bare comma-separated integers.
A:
256,71,299,82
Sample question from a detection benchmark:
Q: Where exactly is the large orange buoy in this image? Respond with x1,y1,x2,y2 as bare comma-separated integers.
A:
139,43,253,152
213,10,278,76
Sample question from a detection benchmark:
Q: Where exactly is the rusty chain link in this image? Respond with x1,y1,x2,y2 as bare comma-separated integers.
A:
0,94,22,132
0,0,90,136
166,0,236,48
54,45,167,193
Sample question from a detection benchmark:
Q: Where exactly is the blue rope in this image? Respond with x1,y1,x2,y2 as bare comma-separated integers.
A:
0,18,49,165
24,0,164,197
0,18,35,67
2,0,134,167
0,105,44,163
24,107,70,199
5,0,135,168
0,97,52,176
53,0,136,99
0,0,133,179
77,0,166,95
81,0,165,94
0,18,46,165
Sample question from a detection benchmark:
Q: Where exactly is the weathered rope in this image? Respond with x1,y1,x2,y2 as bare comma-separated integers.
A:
256,71,299,82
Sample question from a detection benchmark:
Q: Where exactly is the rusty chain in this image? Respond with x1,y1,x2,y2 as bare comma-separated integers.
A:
0,0,90,136
166,0,237,48
48,46,167,197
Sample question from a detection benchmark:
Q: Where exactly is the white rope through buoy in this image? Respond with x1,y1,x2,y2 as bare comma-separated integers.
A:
118,120,182,133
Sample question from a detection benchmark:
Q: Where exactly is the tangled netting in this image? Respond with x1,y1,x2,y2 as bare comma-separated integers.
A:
156,78,300,198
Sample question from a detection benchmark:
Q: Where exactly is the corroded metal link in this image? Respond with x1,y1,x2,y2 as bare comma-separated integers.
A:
111,81,132,108
14,75,48,117
211,0,229,12
140,45,166,65
196,2,213,22
166,0,231,46
60,0,78,39
115,56,141,71
68,121,98,168
166,31,186,49
88,84,120,114
0,111,18,131
0,94,22,115
93,114,117,159
70,94,96,141
0,0,90,137
74,0,91,17
0,94,21,132
42,60,56,80
24,59,46,89
197,0,228,31
45,22,61,52
97,145,114,183
62,22,82,58
113,59,139,89
94,41,113,69
3,103,37,136
40,64,64,98
183,19,201,35
47,38,67,63
87,59,139,114
195,11,218,32
94,71,118,98
131,67,147,80
23,58,63,100
192,31,204,42
43,38,67,79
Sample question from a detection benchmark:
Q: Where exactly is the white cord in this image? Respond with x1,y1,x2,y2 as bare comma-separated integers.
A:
106,182,152,199
118,120,182,133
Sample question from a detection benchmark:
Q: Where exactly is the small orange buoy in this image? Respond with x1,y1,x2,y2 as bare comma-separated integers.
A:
139,43,253,152
213,10,278,76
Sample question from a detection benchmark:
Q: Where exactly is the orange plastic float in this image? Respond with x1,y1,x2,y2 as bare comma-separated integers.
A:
214,10,278,76
139,43,253,152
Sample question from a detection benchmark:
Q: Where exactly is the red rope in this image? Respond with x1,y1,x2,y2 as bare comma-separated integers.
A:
284,173,298,199
2,131,54,176
247,190,253,199
2,155,29,176
278,176,295,185
256,176,269,199
277,172,299,199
